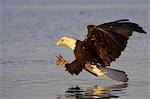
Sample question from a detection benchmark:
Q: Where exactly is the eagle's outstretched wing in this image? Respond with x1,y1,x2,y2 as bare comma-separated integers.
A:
85,19,146,66
98,19,146,37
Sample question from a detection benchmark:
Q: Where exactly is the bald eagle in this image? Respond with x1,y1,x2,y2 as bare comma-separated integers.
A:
56,19,146,82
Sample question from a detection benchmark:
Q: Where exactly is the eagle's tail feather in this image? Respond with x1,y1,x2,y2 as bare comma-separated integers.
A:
99,66,128,82
84,64,128,82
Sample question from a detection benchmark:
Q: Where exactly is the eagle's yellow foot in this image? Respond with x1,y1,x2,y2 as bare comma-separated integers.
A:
56,54,67,66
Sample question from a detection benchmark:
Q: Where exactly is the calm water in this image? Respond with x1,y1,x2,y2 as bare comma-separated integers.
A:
0,2,149,99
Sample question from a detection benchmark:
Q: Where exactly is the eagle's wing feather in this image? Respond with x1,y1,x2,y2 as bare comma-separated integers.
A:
85,19,146,66
98,19,146,37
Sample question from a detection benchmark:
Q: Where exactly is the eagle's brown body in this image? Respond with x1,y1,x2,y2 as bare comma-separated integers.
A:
65,40,97,75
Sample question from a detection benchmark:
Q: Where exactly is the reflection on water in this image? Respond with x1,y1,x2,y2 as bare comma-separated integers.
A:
57,83,128,99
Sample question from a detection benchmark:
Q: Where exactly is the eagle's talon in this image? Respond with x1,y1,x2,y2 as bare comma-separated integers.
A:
56,55,67,65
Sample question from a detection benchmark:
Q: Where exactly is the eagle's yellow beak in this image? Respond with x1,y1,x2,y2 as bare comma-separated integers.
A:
56,39,62,46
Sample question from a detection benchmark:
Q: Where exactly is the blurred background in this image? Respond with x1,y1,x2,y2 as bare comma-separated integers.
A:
0,0,149,99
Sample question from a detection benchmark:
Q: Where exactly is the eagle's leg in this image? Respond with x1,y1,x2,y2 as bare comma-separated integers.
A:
56,54,68,66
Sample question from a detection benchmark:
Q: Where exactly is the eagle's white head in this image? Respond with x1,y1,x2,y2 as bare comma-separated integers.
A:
56,36,77,50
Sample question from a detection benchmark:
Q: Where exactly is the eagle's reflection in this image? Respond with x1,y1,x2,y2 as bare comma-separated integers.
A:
57,83,128,99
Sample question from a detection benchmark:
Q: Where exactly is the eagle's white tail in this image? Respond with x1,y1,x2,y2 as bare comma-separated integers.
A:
84,64,128,82
99,66,128,82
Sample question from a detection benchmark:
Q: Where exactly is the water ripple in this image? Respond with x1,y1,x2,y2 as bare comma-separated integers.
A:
57,83,128,99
